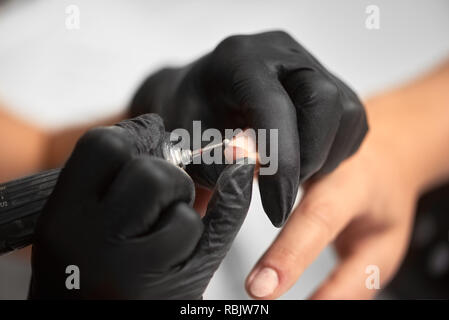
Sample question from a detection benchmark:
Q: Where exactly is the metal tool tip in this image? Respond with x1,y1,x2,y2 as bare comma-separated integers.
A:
223,138,231,147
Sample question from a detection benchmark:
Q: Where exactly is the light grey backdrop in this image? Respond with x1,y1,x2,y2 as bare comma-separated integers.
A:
0,0,448,299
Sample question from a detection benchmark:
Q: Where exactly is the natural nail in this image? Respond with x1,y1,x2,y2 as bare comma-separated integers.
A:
248,267,279,298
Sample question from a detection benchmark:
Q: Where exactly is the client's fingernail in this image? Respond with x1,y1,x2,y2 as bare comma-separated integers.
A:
248,267,278,298
224,129,258,162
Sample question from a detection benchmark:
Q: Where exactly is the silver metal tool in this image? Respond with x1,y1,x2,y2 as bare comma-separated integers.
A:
163,139,230,167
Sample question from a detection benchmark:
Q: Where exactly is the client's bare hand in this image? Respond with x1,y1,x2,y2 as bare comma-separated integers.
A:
246,64,449,298
245,127,417,299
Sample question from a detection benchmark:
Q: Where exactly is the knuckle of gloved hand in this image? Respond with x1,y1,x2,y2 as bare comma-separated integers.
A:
127,158,192,198
264,30,295,43
355,106,369,142
278,151,300,178
310,77,340,107
343,98,369,133
300,152,325,181
216,34,253,56
341,93,364,114
146,67,180,86
76,127,133,160
337,98,369,155
158,67,180,79
173,202,203,235
347,107,369,157
126,157,168,190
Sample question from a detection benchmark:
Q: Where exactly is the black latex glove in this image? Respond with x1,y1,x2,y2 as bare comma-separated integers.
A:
130,30,368,227
29,115,254,299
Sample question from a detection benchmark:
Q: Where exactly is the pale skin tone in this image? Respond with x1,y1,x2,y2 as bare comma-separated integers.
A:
0,108,124,183
0,108,48,182
1,59,449,298
245,59,449,299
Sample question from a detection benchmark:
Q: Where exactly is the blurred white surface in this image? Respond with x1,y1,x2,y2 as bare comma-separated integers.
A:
0,0,448,299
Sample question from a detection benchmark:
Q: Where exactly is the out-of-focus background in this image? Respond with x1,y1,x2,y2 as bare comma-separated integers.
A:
0,0,448,299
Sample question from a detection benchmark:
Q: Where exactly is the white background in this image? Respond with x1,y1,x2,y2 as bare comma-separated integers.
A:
0,0,448,299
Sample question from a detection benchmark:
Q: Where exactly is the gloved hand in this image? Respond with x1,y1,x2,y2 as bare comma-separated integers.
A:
129,30,368,227
29,115,254,299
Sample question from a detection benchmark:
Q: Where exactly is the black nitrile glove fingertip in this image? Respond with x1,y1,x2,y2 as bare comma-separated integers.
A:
258,174,298,227
196,163,255,258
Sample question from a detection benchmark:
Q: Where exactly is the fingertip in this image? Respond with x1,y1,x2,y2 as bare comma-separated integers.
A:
246,266,281,300
214,162,255,197
246,243,303,300
258,175,299,227
196,162,255,257
223,129,258,164
258,137,300,226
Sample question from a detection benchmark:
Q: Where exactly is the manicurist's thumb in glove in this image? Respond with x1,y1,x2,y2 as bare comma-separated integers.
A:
129,30,368,227
29,114,254,299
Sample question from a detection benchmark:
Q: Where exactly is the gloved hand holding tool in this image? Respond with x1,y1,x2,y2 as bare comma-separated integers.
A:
29,114,254,299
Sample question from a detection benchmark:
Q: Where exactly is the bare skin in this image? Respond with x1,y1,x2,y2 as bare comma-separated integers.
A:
0,108,48,182
245,59,449,299
0,108,124,182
